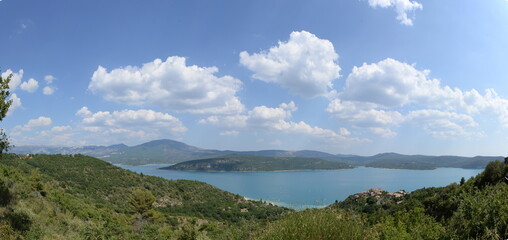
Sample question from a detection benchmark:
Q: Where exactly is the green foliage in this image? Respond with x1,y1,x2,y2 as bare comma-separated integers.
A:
364,153,501,170
0,179,13,206
4,207,32,232
475,160,506,187
329,159,508,240
1,151,507,239
449,183,508,239
166,154,352,172
0,153,290,239
129,188,155,215
375,207,445,240
0,68,12,154
255,209,372,240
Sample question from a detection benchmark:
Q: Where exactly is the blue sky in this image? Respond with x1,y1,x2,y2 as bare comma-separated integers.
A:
1,0,508,156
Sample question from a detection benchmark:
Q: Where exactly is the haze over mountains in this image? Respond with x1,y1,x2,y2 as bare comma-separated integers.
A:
12,139,503,169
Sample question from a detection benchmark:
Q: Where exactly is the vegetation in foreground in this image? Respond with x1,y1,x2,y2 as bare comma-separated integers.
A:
0,153,507,239
163,154,352,172
257,159,508,240
0,154,289,239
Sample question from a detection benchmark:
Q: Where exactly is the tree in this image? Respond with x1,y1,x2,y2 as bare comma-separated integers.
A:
128,188,156,234
0,69,13,154
128,188,155,215
459,177,465,186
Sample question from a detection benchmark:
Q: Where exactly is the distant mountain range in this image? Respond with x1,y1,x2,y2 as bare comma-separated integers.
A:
11,139,504,169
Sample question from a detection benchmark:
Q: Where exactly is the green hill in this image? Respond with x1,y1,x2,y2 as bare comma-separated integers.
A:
0,153,289,239
256,160,508,240
1,152,507,239
98,139,229,165
362,153,501,170
162,154,353,172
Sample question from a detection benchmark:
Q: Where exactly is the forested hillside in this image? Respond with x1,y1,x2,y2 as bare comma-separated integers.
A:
1,153,507,239
164,154,352,171
256,159,508,240
0,154,289,239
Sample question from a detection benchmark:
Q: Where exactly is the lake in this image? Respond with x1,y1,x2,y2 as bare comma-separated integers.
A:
117,165,483,209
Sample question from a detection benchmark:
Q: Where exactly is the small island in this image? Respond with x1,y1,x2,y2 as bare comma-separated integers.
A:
161,154,353,171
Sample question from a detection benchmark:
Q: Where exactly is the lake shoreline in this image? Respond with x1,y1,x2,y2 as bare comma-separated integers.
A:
117,164,483,210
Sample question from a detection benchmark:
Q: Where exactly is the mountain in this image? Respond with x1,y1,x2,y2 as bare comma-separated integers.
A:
98,139,230,165
363,153,502,170
11,139,227,165
11,139,343,165
163,154,353,171
11,139,503,169
12,144,128,156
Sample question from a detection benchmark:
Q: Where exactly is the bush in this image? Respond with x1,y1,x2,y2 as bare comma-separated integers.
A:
255,209,372,240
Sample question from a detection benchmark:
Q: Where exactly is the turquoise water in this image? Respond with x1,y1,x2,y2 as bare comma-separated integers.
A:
117,165,482,209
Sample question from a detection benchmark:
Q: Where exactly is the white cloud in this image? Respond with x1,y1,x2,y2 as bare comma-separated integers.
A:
7,93,22,115
327,99,404,127
367,0,423,26
20,78,39,93
328,58,508,138
338,58,508,121
406,110,481,138
14,125,75,146
50,125,72,132
201,101,363,143
13,116,52,132
342,58,429,107
240,31,341,98
219,130,239,136
89,56,244,114
1,69,23,91
247,101,297,126
198,115,248,129
339,128,351,136
76,106,92,117
76,107,187,143
43,86,55,95
44,75,56,84
40,126,72,136
369,127,397,138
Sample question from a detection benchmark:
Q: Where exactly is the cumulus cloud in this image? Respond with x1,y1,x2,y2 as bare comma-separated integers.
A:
200,101,363,143
13,124,75,146
44,75,55,84
327,99,404,127
367,0,423,26
240,31,341,98
406,110,481,138
20,78,39,93
7,93,22,115
1,69,23,90
76,107,187,143
328,58,507,138
89,56,244,114
43,86,55,95
369,127,397,138
13,116,52,132
50,125,72,132
40,126,72,136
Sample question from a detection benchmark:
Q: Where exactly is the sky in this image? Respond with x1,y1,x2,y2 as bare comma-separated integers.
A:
1,0,508,156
